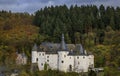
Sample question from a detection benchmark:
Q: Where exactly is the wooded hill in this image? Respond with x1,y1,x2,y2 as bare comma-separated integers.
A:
0,5,120,76
34,5,120,69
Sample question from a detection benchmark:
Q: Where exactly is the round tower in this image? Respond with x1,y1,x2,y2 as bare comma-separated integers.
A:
58,34,69,72
32,44,38,63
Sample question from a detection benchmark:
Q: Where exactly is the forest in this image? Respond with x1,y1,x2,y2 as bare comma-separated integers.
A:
0,5,120,76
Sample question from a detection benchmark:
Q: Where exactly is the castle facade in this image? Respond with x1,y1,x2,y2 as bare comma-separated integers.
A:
31,34,94,72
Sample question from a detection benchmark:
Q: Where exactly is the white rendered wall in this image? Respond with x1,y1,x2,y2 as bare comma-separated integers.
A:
88,55,94,68
45,54,58,70
66,55,74,72
38,52,46,70
32,51,38,63
22,57,27,65
33,51,94,73
75,56,89,72
58,51,70,72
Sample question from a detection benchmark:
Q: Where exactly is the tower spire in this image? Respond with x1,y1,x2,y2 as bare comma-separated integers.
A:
62,33,64,42
60,34,67,51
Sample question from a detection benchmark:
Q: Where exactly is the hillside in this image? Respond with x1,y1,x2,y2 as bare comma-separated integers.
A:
0,5,120,76
33,5,120,70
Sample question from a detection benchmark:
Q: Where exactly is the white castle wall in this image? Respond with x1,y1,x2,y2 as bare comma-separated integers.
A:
65,55,74,72
58,51,69,72
88,55,94,68
32,50,94,73
37,52,46,70
32,51,38,63
45,54,58,70
74,55,94,72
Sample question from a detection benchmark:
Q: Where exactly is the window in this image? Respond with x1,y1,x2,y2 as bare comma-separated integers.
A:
39,53,41,56
47,60,49,62
69,65,72,71
36,58,38,61
70,57,71,59
78,62,80,64
77,57,79,59
64,55,66,57
61,60,64,63
83,56,85,59
47,56,49,58
41,63,43,66
42,53,44,56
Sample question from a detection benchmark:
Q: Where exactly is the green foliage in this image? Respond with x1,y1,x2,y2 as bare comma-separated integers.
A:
74,32,81,44
0,11,42,66
30,70,79,76
19,70,29,76
104,67,120,76
33,5,120,44
44,62,48,70
0,5,120,75
88,70,96,76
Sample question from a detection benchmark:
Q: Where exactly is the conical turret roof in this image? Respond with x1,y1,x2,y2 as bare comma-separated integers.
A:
32,44,37,51
59,34,68,51
75,44,85,55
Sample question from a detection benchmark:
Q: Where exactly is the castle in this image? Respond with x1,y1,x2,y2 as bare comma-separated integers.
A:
31,34,94,72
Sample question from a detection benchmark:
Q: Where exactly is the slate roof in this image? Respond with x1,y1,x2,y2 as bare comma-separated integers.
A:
32,44,37,51
74,44,85,55
59,34,68,51
32,34,88,55
37,42,86,55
